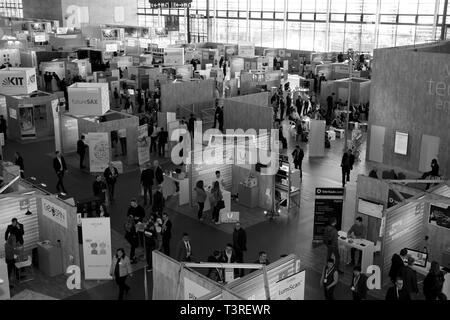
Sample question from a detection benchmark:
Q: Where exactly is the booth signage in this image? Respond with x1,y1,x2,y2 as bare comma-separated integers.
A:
81,218,113,280
137,125,150,166
184,277,210,300
0,68,38,95
313,188,344,241
88,133,110,173
273,270,306,300
219,211,239,224
41,198,68,229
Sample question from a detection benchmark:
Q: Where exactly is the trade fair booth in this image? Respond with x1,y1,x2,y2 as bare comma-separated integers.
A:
320,77,371,107
0,67,38,96
5,91,58,140
239,70,282,95
152,251,305,300
67,82,110,116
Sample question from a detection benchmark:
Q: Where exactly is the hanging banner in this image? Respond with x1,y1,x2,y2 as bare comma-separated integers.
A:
273,270,306,300
81,218,113,280
313,188,344,241
41,198,68,229
88,132,110,172
51,99,61,152
137,124,150,166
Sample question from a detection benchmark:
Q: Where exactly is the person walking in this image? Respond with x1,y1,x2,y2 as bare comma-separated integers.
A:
104,163,119,202
127,198,145,223
423,261,445,300
292,145,304,179
350,265,368,300
157,127,168,157
194,180,207,221
341,149,355,187
144,217,156,272
124,216,138,264
14,152,24,178
4,218,24,245
118,128,127,156
110,248,132,300
324,217,342,273
140,163,154,206
388,248,408,284
402,256,419,298
76,135,88,169
188,113,196,137
217,107,224,133
232,222,247,277
152,185,165,217
210,181,223,225
161,212,172,256
150,123,158,154
92,175,107,205
53,151,67,194
153,160,164,185
177,233,193,262
320,258,339,300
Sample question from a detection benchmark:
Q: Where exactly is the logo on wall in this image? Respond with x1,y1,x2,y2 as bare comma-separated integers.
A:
28,74,36,84
2,77,25,87
42,198,68,229
71,98,98,105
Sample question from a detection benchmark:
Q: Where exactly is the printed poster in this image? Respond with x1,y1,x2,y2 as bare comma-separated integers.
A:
41,198,68,229
88,132,110,172
137,124,150,166
273,271,306,300
18,105,36,138
81,218,112,280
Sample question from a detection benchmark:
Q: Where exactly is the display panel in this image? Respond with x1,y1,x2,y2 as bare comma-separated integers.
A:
394,131,408,155
358,198,383,219
406,248,428,268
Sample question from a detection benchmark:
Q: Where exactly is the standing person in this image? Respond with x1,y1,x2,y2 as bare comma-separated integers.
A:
421,159,440,189
124,215,138,264
320,258,339,300
350,265,368,300
214,171,225,189
210,181,223,225
292,145,304,179
161,212,172,256
295,96,302,115
386,277,411,300
152,185,165,217
103,163,119,202
118,128,127,156
76,135,88,169
4,235,16,281
127,198,145,223
0,115,7,141
153,160,164,185
177,233,193,262
423,261,445,300
150,122,158,154
220,244,238,278
140,163,154,206
14,152,24,178
110,248,132,300
279,99,285,120
188,113,196,137
4,218,24,245
194,180,207,221
213,105,220,129
154,217,163,251
402,256,419,298
144,217,156,272
254,251,270,265
217,107,224,133
53,151,67,194
157,127,168,157
232,222,247,277
347,217,366,266
388,248,408,284
341,149,355,187
92,175,107,204
324,217,341,273
113,87,120,108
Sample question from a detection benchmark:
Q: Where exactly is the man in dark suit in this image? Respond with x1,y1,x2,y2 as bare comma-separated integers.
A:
140,162,154,206
53,151,67,194
103,162,119,201
153,160,164,185
389,248,408,284
254,251,270,265
152,185,165,217
157,127,169,157
76,135,88,169
221,243,238,278
127,198,145,223
386,277,411,300
161,212,172,256
177,233,193,262
4,218,24,245
232,222,247,277
92,175,107,204
324,217,342,273
350,265,368,300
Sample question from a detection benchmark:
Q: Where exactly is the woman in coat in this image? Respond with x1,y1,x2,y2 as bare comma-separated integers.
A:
423,261,445,300
194,180,207,221
110,248,133,300
124,216,138,263
210,181,223,225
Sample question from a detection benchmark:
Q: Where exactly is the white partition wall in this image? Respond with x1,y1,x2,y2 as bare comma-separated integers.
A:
0,68,37,95
68,82,110,116
309,120,326,158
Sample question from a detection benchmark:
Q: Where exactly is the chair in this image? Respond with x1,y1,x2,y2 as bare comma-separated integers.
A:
15,255,34,284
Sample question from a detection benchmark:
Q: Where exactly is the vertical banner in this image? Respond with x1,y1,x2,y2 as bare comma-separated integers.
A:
18,105,36,139
273,270,306,300
51,99,61,153
313,188,344,241
81,218,112,280
88,132,110,172
137,124,150,166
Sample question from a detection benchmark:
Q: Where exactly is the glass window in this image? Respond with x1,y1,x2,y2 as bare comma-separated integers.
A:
314,23,328,51
417,15,434,24
398,0,419,14
396,24,417,46
262,0,275,11
302,13,315,20
263,12,273,19
250,0,262,11
300,22,315,51
286,21,300,49
398,15,417,24
262,20,275,47
273,21,284,48
249,19,262,46
287,0,301,12
316,13,328,21
377,24,397,48
288,12,300,20
347,14,362,22
329,23,346,51
331,14,345,22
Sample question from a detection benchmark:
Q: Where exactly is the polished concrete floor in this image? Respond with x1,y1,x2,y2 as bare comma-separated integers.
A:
3,125,384,300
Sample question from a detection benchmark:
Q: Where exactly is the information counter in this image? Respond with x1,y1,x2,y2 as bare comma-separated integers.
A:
338,231,375,272
162,173,189,206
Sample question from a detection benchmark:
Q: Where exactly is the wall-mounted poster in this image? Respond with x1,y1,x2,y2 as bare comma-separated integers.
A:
394,131,408,155
125,27,139,38
88,132,110,172
101,29,119,40
18,105,36,139
137,124,150,166
313,188,344,241
429,204,450,229
42,198,68,229
81,217,112,280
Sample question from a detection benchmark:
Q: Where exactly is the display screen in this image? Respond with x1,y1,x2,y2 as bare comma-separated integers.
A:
394,131,408,155
105,43,118,52
358,198,383,219
406,248,428,268
127,89,135,95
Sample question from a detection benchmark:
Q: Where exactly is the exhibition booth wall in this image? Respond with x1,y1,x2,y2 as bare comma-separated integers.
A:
320,78,370,106
367,42,450,175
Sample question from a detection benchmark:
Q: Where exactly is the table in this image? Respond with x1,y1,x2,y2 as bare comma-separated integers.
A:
162,173,189,206
338,231,375,272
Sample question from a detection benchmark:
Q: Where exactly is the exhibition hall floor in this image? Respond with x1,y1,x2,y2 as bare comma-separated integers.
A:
3,129,396,300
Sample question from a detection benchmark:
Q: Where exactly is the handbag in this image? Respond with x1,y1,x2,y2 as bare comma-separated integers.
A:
217,200,225,210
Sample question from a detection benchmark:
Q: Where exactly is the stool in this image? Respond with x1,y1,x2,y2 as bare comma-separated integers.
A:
15,255,34,284
334,129,345,139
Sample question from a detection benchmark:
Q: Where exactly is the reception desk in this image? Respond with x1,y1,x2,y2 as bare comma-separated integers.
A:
338,231,375,272
162,173,189,206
